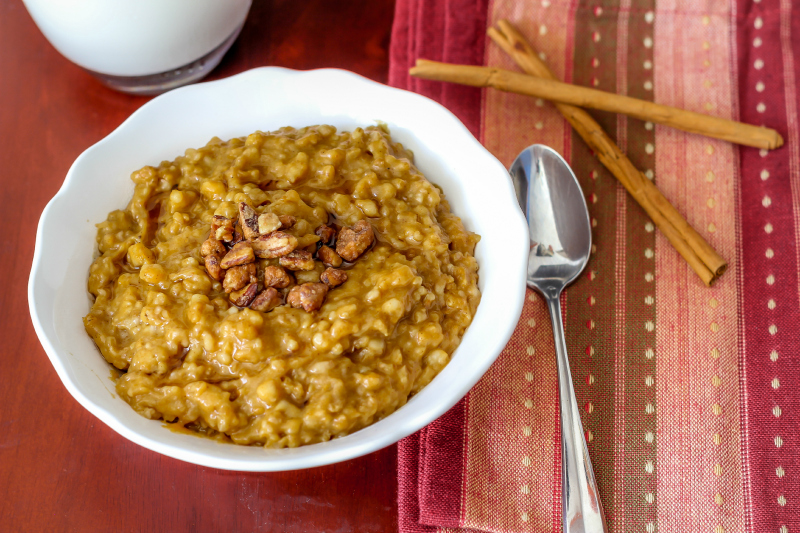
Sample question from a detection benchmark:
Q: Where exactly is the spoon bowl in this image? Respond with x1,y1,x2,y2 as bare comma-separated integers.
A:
509,145,592,296
509,144,607,533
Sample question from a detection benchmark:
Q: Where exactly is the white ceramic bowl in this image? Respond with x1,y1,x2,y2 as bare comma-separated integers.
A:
28,68,529,471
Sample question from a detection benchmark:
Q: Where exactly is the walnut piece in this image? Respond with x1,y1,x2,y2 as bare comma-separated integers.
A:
229,282,259,307
249,287,282,312
220,241,255,269
336,220,375,262
320,267,347,288
316,245,343,267
223,263,257,293
230,227,244,246
315,223,336,244
251,231,298,259
201,236,226,257
204,254,223,281
279,215,297,229
238,202,260,240
211,215,235,242
287,283,328,312
262,265,293,288
279,250,316,271
257,212,281,235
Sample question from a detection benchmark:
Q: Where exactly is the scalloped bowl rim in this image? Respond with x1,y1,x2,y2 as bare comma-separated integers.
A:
28,67,528,471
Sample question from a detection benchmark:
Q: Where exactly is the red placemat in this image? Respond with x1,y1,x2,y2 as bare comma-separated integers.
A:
391,1,800,532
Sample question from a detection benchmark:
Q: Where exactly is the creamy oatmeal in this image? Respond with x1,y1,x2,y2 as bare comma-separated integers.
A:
84,125,480,448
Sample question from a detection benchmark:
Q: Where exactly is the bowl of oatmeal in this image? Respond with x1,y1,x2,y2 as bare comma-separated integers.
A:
28,68,528,470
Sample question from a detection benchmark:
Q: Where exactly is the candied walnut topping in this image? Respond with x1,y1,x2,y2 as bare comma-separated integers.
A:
223,263,257,293
230,227,244,246
279,250,316,271
315,223,336,244
228,226,244,246
204,254,223,281
201,236,226,257
220,241,255,269
320,267,347,288
336,220,375,262
262,265,293,288
287,283,328,312
316,245,342,268
238,202,260,240
229,282,259,307
279,215,297,229
257,213,281,235
249,287,282,312
251,231,298,259
211,215,235,242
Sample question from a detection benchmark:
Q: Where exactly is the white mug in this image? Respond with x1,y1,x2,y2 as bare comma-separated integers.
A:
23,0,252,94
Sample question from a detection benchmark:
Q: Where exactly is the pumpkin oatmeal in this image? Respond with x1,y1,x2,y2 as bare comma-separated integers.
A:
84,125,480,448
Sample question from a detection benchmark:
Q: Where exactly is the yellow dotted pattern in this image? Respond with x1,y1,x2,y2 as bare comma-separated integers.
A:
747,12,791,528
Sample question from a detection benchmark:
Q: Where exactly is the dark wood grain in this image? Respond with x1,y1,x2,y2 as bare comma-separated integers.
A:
0,1,397,531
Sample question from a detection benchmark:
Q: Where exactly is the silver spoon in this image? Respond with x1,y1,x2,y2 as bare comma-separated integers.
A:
509,145,607,533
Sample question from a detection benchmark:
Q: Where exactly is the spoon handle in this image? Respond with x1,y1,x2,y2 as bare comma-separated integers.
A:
545,293,608,533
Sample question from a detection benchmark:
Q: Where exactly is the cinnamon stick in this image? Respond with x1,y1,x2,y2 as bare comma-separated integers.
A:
481,20,727,285
410,59,782,151
408,21,726,284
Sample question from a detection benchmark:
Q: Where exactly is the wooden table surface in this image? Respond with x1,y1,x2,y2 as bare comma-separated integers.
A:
0,1,399,531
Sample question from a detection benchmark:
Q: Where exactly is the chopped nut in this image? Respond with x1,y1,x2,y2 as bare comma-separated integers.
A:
229,282,259,307
316,245,343,267
257,212,281,235
211,215,235,242
336,220,375,261
251,231,298,259
230,226,244,246
204,254,223,281
279,250,316,271
320,267,347,288
201,236,226,257
262,265,293,288
220,241,255,269
279,215,297,229
223,263,257,293
315,223,337,245
287,283,328,312
238,202,260,240
249,287,282,312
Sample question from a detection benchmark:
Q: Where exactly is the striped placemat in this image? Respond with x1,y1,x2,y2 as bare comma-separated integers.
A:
390,0,799,531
